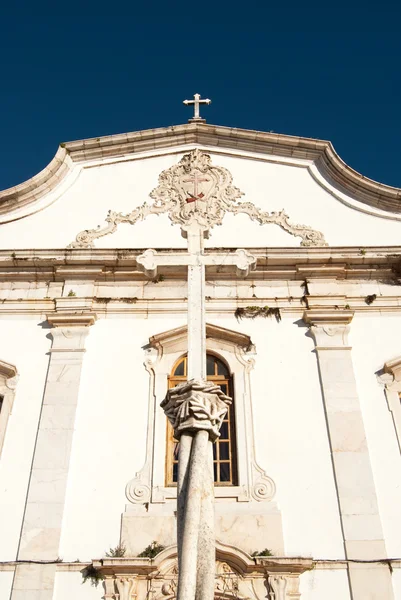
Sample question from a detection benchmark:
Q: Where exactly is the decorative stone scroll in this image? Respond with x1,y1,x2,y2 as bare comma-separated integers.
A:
104,575,138,600
69,149,327,248
95,548,314,600
161,379,232,442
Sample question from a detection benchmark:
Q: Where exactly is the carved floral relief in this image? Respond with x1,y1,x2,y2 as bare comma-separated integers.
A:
69,149,327,248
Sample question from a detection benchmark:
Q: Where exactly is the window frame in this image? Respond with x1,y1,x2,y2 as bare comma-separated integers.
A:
125,323,276,506
0,360,18,459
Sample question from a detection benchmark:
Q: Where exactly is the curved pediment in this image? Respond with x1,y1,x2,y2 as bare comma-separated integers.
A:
148,323,253,354
2,122,401,227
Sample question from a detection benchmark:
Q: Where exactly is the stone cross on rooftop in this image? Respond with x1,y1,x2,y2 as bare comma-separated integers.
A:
183,93,211,123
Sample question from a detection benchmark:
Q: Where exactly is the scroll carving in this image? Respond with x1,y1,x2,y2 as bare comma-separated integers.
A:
69,150,327,248
268,575,287,600
125,357,156,504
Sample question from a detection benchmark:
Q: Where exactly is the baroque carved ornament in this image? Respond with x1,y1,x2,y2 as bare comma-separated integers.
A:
69,149,327,248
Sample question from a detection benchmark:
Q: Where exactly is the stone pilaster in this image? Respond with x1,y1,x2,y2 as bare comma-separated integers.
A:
11,312,96,600
304,310,394,600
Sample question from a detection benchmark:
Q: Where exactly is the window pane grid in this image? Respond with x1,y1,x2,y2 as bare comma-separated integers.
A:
166,354,237,486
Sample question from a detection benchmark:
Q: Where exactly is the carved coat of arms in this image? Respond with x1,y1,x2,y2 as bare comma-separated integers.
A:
149,149,243,231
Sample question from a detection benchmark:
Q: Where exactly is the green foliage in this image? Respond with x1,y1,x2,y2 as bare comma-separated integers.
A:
152,274,165,284
138,541,165,558
251,548,273,557
105,543,126,557
67,290,76,297
81,564,105,587
235,306,281,322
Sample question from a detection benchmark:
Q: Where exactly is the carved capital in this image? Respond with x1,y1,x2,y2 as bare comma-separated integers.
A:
47,314,96,352
47,313,97,328
303,309,354,348
268,574,288,600
266,572,304,600
104,576,138,600
161,379,231,442
115,576,137,600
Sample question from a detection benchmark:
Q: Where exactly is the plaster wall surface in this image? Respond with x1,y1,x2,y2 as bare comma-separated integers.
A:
0,318,51,560
350,315,401,558
217,316,345,558
0,572,14,599
53,571,101,600
299,569,351,600
59,316,185,560
57,313,346,561
2,150,401,249
392,570,401,599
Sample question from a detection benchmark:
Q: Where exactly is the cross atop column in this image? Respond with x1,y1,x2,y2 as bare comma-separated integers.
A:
138,227,256,600
183,93,211,123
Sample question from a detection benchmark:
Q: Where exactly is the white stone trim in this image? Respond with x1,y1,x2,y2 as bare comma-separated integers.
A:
304,309,395,600
10,312,96,600
125,323,275,505
379,357,401,454
0,359,18,458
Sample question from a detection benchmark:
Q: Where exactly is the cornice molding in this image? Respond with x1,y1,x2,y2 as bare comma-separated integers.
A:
303,309,354,326
47,313,97,328
149,323,253,352
384,356,401,380
2,122,401,222
0,359,18,380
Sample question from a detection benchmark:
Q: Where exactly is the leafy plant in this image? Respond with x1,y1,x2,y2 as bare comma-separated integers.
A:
235,306,281,323
67,290,76,297
251,548,273,557
152,274,165,284
81,564,105,587
138,541,165,558
105,543,126,557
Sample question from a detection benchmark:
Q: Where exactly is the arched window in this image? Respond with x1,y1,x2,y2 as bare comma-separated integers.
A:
166,353,238,486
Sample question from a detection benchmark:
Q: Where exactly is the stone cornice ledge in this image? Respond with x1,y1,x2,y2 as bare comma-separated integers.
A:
2,122,401,220
0,359,18,380
47,313,97,327
384,356,401,380
303,309,354,326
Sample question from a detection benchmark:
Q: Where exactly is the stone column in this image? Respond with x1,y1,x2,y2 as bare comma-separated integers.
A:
161,379,231,600
11,312,96,600
304,310,394,600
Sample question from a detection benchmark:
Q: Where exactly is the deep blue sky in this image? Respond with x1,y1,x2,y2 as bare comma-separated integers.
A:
1,9,401,190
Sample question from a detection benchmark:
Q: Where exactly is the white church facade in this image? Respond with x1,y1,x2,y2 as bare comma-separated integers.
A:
1,103,401,599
